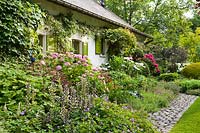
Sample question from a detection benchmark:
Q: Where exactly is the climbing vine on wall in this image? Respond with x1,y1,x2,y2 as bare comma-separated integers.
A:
0,0,44,60
43,13,105,53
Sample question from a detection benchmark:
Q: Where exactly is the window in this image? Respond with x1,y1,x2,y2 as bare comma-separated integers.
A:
82,42,88,56
38,34,47,55
95,35,106,55
72,39,88,56
72,39,81,54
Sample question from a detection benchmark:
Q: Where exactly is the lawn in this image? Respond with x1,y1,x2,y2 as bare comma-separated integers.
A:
170,98,200,133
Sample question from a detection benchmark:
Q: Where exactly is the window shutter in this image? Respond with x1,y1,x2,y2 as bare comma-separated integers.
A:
82,42,88,55
95,35,102,54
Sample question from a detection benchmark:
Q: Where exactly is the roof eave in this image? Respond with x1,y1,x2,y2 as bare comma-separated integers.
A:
48,0,153,39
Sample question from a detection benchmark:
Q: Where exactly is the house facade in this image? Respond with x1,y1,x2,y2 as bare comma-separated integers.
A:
33,0,152,67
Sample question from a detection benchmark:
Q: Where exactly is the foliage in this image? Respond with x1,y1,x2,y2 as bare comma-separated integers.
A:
178,79,200,93
0,61,158,132
181,63,200,79
0,0,44,59
108,73,177,112
109,89,174,113
158,73,179,82
132,48,144,61
108,71,139,91
145,44,188,73
43,13,99,53
105,28,137,56
186,89,200,96
161,46,188,72
67,98,157,132
105,0,193,46
179,28,200,62
0,56,105,132
170,98,200,133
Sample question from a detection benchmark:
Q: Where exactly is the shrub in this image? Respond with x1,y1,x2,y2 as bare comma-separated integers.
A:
67,98,157,132
144,54,160,75
105,28,137,56
186,89,200,96
178,79,200,93
181,63,200,79
109,90,172,113
158,73,179,81
109,71,139,90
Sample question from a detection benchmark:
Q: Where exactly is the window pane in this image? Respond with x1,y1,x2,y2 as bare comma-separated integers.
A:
72,39,80,54
95,35,102,54
82,42,88,55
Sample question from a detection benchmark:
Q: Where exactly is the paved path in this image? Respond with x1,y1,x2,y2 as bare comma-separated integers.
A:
149,94,198,133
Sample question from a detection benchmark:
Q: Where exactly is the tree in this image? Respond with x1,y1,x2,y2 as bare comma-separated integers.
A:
105,0,194,46
179,27,200,62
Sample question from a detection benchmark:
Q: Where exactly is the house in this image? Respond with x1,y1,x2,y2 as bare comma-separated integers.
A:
33,0,152,67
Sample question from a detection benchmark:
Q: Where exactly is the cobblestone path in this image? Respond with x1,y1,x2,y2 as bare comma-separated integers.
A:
149,94,198,133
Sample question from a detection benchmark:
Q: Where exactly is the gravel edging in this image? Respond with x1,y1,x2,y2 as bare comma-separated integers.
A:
149,94,198,133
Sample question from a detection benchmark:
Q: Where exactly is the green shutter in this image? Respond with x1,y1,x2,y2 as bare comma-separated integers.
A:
82,42,88,55
95,35,102,54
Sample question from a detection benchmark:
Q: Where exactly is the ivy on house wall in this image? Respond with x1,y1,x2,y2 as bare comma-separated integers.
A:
42,13,106,53
0,0,44,60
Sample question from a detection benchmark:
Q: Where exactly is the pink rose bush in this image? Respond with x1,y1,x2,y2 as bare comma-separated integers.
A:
144,54,160,74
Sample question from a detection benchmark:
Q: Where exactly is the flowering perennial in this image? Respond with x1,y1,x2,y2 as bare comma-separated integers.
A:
144,54,160,73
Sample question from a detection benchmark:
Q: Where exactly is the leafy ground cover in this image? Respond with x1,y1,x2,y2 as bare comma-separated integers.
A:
170,98,200,133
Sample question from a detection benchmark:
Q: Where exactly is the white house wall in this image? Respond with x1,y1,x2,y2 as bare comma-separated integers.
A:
87,36,108,68
71,33,108,67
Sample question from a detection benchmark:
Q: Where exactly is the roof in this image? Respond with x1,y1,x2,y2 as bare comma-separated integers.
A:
48,0,153,38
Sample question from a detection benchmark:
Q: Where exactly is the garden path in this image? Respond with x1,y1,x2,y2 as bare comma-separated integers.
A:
149,94,198,133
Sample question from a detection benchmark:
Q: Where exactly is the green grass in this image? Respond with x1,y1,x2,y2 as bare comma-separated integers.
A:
170,98,200,133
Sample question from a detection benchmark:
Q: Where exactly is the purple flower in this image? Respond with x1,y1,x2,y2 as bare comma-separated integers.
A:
20,110,26,116
56,65,62,71
130,118,135,123
64,62,71,66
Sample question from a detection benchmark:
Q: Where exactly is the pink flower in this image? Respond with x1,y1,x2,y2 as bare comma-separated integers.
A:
40,60,46,66
92,67,98,71
81,58,87,62
60,57,64,62
83,63,88,67
154,64,158,67
64,62,71,66
83,55,88,59
56,65,62,71
74,54,82,59
51,53,59,59
82,74,87,78
98,75,104,80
